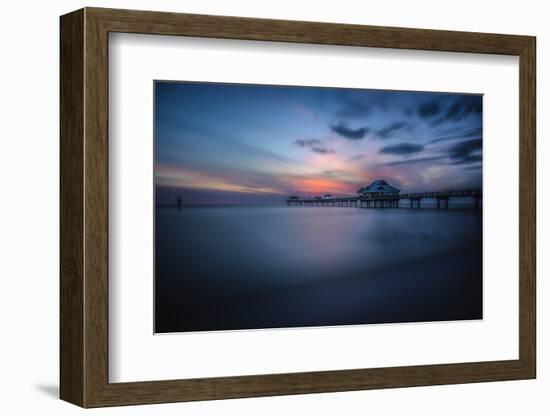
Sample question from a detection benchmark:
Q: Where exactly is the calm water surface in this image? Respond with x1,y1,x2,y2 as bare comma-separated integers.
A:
155,206,482,333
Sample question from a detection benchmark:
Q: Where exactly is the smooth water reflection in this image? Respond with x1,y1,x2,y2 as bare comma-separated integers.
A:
155,206,482,333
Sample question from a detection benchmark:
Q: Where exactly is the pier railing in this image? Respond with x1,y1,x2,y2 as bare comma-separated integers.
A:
287,188,482,210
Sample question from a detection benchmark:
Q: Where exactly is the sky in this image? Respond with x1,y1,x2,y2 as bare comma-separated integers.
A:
155,81,482,205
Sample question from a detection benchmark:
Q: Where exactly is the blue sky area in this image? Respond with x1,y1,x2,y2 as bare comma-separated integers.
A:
155,81,482,205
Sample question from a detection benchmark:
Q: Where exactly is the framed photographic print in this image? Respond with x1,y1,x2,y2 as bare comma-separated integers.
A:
60,7,536,407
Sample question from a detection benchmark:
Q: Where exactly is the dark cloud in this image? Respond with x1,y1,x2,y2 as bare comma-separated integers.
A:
330,123,370,140
444,96,482,121
382,156,445,166
417,100,442,118
312,148,335,154
379,142,425,156
448,138,482,164
433,95,482,125
378,138,483,167
429,126,482,144
294,138,334,154
294,139,321,147
348,154,365,161
416,95,482,126
376,121,413,139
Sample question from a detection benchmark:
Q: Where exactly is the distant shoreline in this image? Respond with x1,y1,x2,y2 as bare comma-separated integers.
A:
155,203,287,208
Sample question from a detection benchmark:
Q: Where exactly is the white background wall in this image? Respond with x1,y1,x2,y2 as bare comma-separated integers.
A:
0,0,545,414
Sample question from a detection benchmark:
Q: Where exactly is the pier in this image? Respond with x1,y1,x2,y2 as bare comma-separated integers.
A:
287,186,481,210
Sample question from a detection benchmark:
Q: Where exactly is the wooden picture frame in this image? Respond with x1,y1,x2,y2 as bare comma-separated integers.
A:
60,7,536,408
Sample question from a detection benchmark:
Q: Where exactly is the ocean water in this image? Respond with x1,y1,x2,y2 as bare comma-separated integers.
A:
155,205,482,333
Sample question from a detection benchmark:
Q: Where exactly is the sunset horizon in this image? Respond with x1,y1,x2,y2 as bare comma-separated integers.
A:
155,81,482,205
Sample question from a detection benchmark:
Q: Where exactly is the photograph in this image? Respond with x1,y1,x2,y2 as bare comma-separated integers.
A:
154,81,483,333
